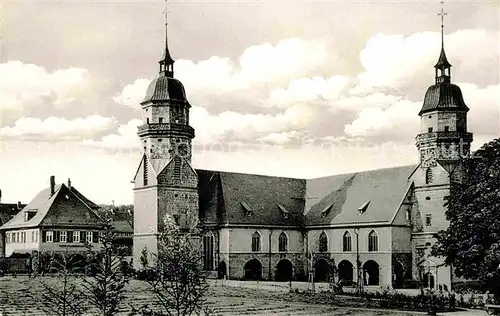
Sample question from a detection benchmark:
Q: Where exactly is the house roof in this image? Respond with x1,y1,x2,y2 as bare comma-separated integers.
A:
0,183,103,230
0,203,26,226
305,165,416,226
197,169,306,227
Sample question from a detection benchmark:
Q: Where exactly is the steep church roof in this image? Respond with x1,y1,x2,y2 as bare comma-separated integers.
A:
197,169,306,227
305,165,416,226
0,182,103,230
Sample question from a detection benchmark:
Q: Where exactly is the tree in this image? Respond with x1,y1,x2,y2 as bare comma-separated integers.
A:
433,138,500,302
37,247,87,316
82,218,129,315
131,214,211,316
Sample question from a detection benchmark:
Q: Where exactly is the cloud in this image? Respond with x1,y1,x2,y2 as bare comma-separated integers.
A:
344,84,500,141
0,115,117,140
0,61,92,111
112,78,150,109
355,29,500,94
81,119,142,151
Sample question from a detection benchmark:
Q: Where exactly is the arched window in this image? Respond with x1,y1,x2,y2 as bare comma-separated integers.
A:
251,231,261,252
343,231,352,252
203,231,214,270
278,232,288,252
425,168,433,184
368,230,378,252
319,232,328,252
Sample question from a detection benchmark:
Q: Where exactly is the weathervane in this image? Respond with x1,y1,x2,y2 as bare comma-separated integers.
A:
437,0,447,47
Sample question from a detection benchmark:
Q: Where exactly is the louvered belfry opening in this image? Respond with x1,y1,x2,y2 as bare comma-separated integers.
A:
173,156,181,181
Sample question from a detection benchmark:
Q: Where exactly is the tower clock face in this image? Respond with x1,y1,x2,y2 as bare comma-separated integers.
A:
177,143,189,157
421,149,436,167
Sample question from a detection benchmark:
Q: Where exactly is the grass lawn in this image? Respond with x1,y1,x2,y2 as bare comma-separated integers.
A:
0,276,423,315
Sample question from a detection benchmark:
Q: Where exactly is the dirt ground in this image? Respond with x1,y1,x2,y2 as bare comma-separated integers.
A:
0,276,423,315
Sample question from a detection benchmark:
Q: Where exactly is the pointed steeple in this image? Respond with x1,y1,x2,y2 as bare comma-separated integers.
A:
434,0,451,83
159,0,175,78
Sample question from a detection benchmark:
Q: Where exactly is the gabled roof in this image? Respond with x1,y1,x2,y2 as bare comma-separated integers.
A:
0,184,103,230
0,203,26,226
197,169,305,227
306,165,417,226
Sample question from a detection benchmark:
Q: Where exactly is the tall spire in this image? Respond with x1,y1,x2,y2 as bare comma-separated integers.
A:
434,0,451,83
159,0,175,77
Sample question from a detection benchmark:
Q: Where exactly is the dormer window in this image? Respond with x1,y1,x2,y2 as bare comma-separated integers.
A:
24,210,37,222
241,201,252,217
277,204,289,219
321,203,333,218
358,201,370,215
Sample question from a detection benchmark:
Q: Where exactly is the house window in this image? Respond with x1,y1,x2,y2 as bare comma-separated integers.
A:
278,232,288,252
60,231,67,243
86,231,93,244
251,231,261,252
406,209,412,222
319,232,328,252
93,231,99,243
343,231,352,252
21,231,26,243
143,155,149,186
203,232,214,271
146,118,150,124
425,168,433,184
368,230,378,252
425,214,432,226
46,231,53,243
444,126,449,132
73,231,80,243
159,117,163,124
428,127,433,133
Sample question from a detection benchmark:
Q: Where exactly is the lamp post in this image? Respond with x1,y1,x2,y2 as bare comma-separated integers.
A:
354,228,361,294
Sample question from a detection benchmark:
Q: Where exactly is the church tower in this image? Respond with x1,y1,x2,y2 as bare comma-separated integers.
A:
133,1,199,268
411,1,473,289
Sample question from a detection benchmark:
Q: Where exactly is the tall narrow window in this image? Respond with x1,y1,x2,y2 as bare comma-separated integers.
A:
444,126,449,132
60,231,67,243
73,231,80,243
203,232,214,271
319,232,328,252
143,155,149,186
425,168,433,184
86,231,93,244
368,230,378,252
425,214,432,226
251,231,261,252
428,127,433,133
343,231,352,252
46,231,53,243
158,117,163,124
278,232,288,252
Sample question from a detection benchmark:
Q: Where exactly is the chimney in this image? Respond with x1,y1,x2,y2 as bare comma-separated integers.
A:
67,178,72,190
17,201,22,209
0,189,2,203
50,175,55,195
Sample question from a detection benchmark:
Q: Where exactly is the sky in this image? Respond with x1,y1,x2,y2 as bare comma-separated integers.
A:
0,0,499,205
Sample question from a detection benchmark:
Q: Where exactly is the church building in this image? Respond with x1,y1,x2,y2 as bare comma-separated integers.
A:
132,7,472,291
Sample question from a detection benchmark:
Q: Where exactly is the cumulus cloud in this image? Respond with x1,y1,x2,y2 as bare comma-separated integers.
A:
0,115,117,140
0,61,92,111
81,119,142,151
355,30,500,93
344,84,500,141
112,79,150,109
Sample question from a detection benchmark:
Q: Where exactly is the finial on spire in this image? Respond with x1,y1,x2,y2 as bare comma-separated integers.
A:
434,0,451,83
159,0,175,77
437,0,447,50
